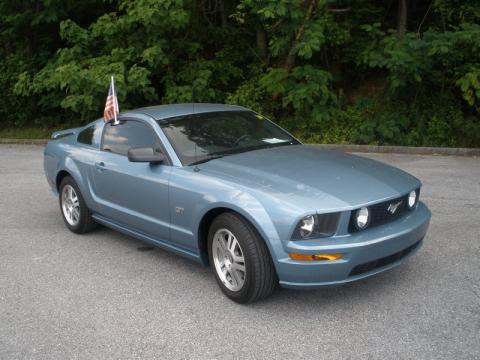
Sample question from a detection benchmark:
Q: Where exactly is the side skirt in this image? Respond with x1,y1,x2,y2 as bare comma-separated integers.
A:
92,213,201,263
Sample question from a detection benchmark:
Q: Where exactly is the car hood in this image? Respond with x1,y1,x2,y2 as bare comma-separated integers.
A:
197,145,421,211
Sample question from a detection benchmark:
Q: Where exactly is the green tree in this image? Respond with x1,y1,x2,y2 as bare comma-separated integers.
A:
0,0,478,147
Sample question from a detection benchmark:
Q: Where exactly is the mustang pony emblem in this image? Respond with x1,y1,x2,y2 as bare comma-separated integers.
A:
388,201,402,214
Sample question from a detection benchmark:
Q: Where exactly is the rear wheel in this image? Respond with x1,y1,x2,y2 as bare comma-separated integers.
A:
208,212,277,303
59,176,97,234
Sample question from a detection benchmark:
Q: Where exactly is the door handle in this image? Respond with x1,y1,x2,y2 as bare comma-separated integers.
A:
95,162,106,172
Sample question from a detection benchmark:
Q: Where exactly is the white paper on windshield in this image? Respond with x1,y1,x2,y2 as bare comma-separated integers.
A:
262,138,286,144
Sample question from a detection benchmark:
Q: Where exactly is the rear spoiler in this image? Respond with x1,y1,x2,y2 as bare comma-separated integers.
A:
51,127,82,140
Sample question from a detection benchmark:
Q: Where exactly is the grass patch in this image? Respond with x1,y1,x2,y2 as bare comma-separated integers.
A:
0,127,57,139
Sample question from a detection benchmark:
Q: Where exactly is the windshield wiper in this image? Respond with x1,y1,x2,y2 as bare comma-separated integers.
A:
218,141,294,157
189,155,224,166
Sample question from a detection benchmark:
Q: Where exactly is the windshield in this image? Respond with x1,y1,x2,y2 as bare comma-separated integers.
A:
159,111,299,166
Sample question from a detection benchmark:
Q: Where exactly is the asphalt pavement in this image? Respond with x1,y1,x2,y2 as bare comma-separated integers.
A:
0,145,479,359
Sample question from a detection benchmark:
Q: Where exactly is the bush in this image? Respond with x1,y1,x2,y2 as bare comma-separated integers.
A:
296,94,480,147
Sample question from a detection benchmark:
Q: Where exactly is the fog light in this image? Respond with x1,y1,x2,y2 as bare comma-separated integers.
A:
356,207,370,229
408,190,417,208
288,253,342,261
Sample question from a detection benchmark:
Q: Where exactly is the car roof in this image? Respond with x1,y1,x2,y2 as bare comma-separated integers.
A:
131,103,250,121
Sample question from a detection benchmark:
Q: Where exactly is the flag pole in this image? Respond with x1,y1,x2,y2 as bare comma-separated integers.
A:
111,76,119,125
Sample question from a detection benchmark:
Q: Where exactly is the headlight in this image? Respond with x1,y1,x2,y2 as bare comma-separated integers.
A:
408,190,417,208
299,215,315,238
356,207,370,229
293,213,340,239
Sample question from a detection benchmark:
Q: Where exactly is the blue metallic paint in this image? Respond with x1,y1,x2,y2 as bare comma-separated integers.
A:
44,104,431,289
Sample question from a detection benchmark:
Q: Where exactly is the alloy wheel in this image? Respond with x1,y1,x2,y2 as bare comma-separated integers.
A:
212,228,246,292
61,184,80,226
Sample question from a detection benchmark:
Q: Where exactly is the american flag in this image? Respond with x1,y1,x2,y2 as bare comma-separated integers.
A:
103,76,119,123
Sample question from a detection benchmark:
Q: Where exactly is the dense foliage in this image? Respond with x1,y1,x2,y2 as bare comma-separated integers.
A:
1,0,479,146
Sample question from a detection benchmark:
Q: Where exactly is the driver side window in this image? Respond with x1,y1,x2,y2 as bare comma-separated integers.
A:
101,120,160,156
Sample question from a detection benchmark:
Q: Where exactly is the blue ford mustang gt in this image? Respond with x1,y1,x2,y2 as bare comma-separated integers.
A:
44,104,431,303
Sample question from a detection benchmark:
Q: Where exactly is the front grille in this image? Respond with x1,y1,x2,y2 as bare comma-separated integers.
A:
349,191,418,233
349,240,422,277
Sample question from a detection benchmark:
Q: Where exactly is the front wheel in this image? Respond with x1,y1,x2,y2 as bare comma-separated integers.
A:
59,176,98,234
208,213,277,303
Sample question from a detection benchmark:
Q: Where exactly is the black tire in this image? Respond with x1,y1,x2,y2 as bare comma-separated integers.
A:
58,176,98,234
208,212,277,303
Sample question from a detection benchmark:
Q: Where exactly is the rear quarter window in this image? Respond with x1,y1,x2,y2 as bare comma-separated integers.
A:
77,122,103,147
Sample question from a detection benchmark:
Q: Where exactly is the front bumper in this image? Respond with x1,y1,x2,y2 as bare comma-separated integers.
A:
275,202,431,289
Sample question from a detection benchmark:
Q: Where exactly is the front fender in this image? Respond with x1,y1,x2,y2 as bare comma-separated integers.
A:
168,168,286,266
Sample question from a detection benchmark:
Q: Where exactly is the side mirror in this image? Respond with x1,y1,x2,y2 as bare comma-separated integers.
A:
128,147,165,163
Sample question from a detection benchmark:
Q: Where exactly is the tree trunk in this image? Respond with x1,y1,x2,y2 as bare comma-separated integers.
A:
397,0,408,35
218,0,227,27
256,25,268,63
283,0,316,73
272,0,316,101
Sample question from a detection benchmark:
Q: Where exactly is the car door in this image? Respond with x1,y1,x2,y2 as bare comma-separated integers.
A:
90,119,172,243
